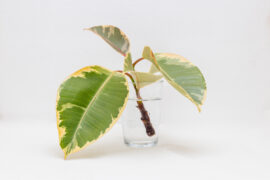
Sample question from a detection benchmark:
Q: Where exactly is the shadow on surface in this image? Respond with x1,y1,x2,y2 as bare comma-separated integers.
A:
55,136,212,160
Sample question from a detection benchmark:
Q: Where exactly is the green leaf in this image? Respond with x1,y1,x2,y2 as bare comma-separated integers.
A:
142,46,207,111
86,25,130,56
56,66,129,158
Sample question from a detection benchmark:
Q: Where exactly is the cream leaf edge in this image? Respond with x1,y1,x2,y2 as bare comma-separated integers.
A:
142,46,207,112
56,65,129,159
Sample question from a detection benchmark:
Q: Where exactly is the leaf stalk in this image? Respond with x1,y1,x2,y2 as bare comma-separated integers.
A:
132,58,144,68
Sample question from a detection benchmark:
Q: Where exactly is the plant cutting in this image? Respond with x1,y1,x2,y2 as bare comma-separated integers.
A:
56,25,207,159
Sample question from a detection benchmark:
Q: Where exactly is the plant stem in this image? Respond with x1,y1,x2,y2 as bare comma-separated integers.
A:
134,88,156,136
116,70,156,136
132,58,144,68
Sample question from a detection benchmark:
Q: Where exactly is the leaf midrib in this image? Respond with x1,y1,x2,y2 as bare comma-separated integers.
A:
156,58,198,106
69,72,115,146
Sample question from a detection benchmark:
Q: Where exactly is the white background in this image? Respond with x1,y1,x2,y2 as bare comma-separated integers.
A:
0,0,270,179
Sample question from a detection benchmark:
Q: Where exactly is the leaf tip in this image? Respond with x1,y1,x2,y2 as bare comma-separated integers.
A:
64,151,70,160
83,28,91,31
196,104,202,112
142,46,150,53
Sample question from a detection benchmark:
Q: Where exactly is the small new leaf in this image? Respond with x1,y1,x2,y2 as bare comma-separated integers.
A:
124,52,162,89
149,64,159,74
123,52,134,72
135,72,163,88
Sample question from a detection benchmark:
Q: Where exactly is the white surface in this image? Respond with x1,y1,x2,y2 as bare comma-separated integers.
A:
1,114,270,180
1,0,270,179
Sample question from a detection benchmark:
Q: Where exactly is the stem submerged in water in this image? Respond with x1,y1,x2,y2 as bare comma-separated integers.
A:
135,92,156,136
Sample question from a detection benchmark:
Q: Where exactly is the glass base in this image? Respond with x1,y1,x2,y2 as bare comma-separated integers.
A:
124,139,158,148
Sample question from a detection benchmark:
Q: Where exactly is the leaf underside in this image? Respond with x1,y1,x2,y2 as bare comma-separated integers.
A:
56,66,129,158
134,72,163,88
142,46,207,111
149,64,159,74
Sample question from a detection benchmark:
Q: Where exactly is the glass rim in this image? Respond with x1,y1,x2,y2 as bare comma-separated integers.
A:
128,97,162,101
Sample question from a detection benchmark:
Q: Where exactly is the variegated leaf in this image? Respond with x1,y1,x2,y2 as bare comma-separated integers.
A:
56,66,129,158
142,46,207,111
86,25,130,56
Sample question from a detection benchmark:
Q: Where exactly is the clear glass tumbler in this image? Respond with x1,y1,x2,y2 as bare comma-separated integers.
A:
121,80,163,148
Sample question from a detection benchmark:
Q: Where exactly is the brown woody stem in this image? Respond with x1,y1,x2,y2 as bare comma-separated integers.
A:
115,70,155,136
135,91,156,136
